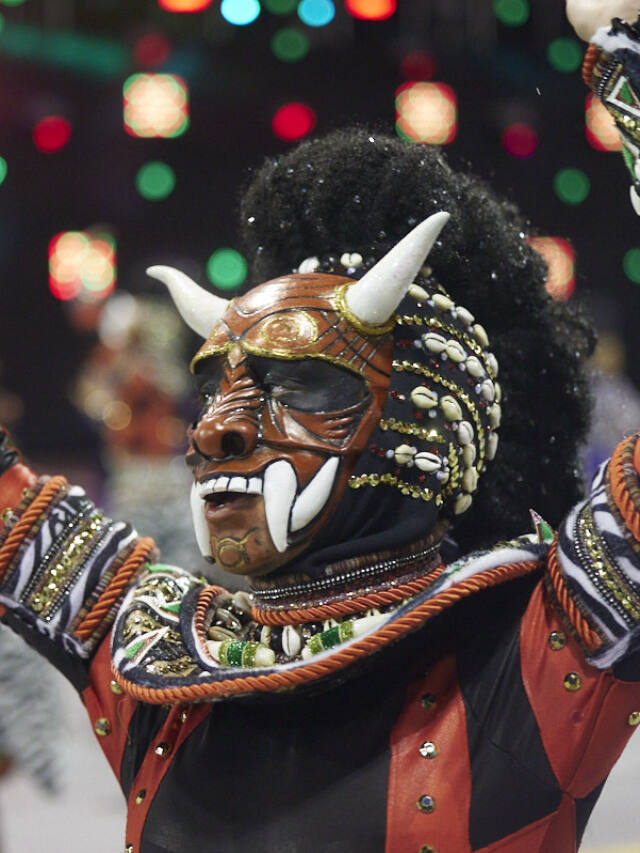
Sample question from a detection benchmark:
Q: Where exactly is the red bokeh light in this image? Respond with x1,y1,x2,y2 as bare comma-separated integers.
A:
33,116,72,154
157,0,213,10
400,49,437,81
501,123,538,159
133,32,172,67
272,102,316,142
345,0,396,20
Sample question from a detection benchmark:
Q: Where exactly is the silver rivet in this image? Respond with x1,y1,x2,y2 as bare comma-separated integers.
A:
419,741,438,759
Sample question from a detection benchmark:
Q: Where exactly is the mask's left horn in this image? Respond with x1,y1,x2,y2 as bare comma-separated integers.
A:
147,265,230,339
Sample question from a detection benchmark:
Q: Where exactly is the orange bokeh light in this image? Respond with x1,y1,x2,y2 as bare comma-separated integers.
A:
345,0,396,20
395,81,457,144
529,236,575,301
157,0,213,11
585,93,622,152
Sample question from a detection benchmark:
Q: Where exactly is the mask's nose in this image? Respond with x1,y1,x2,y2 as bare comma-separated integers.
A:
192,410,259,460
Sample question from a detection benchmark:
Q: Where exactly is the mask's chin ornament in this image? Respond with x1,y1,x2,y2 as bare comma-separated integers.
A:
148,212,450,576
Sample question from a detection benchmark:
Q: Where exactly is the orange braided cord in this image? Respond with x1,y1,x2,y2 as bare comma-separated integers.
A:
609,437,640,542
0,476,67,576
194,584,228,641
111,559,540,704
582,44,601,88
547,536,601,651
251,564,446,626
74,537,156,642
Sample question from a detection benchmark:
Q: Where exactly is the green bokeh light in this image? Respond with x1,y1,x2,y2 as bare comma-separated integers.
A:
271,27,309,62
135,161,176,201
206,248,247,290
264,0,297,12
0,157,8,185
0,0,27,6
493,0,529,27
623,248,640,283
553,167,590,205
547,37,582,73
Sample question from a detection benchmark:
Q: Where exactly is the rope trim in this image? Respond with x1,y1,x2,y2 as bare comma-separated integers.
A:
610,436,640,543
0,476,67,579
250,563,446,625
111,559,541,704
73,537,156,642
194,584,228,646
546,535,602,652
582,43,601,88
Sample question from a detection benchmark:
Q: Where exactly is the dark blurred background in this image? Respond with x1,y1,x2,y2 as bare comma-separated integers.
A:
0,0,637,472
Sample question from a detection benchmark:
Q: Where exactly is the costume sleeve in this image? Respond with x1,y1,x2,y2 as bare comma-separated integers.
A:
549,433,640,672
0,444,156,690
583,14,640,215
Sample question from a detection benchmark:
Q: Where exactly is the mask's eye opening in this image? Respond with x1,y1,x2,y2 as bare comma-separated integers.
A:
246,355,369,413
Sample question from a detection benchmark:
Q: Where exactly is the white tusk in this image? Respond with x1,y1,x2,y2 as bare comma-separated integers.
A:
263,460,298,553
147,265,229,339
290,456,339,533
566,0,640,41
631,185,640,216
190,483,212,557
344,212,450,327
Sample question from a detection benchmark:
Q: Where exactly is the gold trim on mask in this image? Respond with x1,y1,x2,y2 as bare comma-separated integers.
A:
332,283,397,337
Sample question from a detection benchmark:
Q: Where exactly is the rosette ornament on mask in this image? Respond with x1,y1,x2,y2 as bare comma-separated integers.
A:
148,212,500,589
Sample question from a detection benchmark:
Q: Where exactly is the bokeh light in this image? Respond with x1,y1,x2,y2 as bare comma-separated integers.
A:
136,161,176,200
400,49,437,81
0,157,8,186
49,231,116,301
0,0,26,6
133,33,172,67
493,0,529,27
395,82,457,145
264,0,297,11
528,236,575,301
585,93,622,152
33,115,71,153
158,0,213,10
553,167,590,205
207,248,248,290
623,248,640,283
272,101,316,141
547,37,582,73
220,0,261,25
501,123,538,158
123,73,189,138
298,0,335,27
271,27,309,62
345,0,396,20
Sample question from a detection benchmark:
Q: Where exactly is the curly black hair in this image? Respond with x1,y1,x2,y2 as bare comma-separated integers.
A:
239,128,595,552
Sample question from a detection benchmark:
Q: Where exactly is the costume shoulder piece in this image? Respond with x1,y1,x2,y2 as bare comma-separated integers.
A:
111,539,546,704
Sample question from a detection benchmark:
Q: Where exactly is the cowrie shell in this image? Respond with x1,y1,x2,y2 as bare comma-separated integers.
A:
432,293,454,310
282,625,302,657
486,352,499,377
298,256,320,273
455,306,475,326
462,444,476,467
465,356,484,378
486,432,499,460
472,323,490,347
462,466,478,493
494,382,502,403
480,379,495,401
457,421,474,445
441,396,462,421
445,340,466,362
423,332,447,353
408,283,429,301
489,404,502,429
414,451,442,472
411,385,438,409
394,444,415,465
340,252,363,268
454,494,473,515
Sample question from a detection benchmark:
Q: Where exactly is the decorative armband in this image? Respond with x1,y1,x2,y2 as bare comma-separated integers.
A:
0,474,154,658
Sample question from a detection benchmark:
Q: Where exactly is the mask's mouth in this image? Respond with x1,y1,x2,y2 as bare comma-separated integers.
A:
190,456,340,557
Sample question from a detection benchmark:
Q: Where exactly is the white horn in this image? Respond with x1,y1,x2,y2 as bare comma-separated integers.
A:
146,265,229,339
345,212,450,327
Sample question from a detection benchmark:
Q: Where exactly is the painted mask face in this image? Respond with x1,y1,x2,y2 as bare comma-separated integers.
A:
186,274,393,577
149,213,452,577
